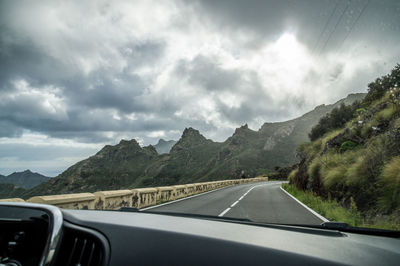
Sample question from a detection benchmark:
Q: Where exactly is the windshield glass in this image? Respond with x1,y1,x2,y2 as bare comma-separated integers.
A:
0,0,399,232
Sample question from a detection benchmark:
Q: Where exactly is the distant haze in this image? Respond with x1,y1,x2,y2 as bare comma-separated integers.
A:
0,0,399,176
154,139,177,154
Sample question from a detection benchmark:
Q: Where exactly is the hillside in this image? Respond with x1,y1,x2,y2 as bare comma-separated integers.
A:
24,139,159,196
202,93,366,179
289,64,400,227
0,183,26,199
153,139,177,154
0,170,51,189
19,93,364,198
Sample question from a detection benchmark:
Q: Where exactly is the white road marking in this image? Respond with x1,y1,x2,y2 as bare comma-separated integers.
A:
218,207,231,217
279,186,329,222
219,183,268,217
230,200,239,207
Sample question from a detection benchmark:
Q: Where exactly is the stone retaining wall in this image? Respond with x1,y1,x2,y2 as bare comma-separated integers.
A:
1,177,268,210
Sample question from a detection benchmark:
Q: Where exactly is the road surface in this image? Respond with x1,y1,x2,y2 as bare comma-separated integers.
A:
144,181,324,225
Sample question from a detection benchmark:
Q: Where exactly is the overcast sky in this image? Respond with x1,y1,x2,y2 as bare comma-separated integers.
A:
0,0,399,176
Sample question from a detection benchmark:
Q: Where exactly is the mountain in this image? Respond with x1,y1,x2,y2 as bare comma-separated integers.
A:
24,139,159,196
148,128,223,185
153,139,177,154
20,93,365,198
200,93,366,179
0,170,51,189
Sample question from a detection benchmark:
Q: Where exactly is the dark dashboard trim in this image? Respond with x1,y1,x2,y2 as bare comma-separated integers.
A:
0,202,63,266
61,220,111,266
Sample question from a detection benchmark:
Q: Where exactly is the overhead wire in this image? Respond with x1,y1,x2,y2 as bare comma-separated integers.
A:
337,0,370,52
318,0,352,55
312,0,341,54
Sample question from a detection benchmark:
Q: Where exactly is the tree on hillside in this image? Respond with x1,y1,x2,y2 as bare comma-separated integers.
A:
364,64,400,105
309,102,358,141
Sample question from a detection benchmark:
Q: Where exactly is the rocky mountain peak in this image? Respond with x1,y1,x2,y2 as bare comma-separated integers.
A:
157,139,166,144
143,145,158,155
170,128,208,153
115,139,142,151
179,127,207,143
233,124,251,134
9,169,36,178
119,139,140,146
182,127,202,137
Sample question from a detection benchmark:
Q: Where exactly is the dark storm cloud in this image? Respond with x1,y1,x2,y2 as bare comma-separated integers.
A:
191,0,400,53
0,32,75,89
174,54,290,124
189,0,326,47
0,0,400,175
0,1,171,142
175,55,244,92
0,121,23,138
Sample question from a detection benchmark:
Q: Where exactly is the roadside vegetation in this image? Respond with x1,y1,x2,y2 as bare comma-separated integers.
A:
288,64,400,230
282,183,400,230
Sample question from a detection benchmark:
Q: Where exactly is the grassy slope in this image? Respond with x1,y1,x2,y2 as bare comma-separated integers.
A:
289,64,400,229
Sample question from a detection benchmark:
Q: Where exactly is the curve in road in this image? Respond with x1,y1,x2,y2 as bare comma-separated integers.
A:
143,181,324,225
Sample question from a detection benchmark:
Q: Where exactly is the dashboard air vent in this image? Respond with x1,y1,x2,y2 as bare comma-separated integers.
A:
55,222,109,266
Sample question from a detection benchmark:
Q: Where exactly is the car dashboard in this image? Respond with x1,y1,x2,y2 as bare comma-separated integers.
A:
0,202,399,266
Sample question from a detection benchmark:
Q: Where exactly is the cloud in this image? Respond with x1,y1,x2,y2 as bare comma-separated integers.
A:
0,0,399,175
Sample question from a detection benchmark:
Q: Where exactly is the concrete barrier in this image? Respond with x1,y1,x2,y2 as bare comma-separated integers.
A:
0,198,25,202
156,186,175,203
194,183,203,193
186,184,196,196
3,177,268,210
132,188,158,209
94,190,133,210
173,185,187,199
28,193,96,209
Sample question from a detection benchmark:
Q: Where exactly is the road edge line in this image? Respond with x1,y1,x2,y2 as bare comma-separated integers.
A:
279,186,329,223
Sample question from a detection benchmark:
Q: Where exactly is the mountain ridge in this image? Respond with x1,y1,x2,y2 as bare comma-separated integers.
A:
16,92,365,199
0,170,51,189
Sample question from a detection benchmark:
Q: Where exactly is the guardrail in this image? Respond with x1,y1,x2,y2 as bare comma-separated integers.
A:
0,177,268,210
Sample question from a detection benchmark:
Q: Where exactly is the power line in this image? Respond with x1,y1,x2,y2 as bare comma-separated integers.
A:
338,0,370,52
313,0,340,54
319,0,352,55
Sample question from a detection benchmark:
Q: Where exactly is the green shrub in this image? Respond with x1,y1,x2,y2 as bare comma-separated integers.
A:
378,157,400,212
323,165,347,189
307,159,321,182
309,103,358,141
339,140,358,153
356,107,367,114
360,121,379,138
346,156,368,186
288,168,298,183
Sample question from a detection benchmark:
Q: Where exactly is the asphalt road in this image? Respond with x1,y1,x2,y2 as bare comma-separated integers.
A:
143,181,324,225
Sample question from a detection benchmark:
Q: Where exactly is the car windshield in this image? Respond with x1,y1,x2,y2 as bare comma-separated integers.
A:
0,0,399,232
